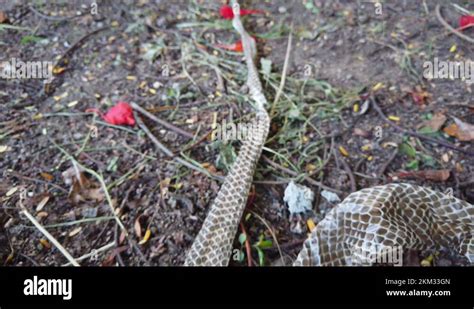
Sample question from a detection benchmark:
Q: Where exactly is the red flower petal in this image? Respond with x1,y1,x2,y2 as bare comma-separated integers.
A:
459,15,474,29
240,8,265,16
219,5,264,19
102,102,135,126
220,5,234,19
214,36,256,53
215,40,244,52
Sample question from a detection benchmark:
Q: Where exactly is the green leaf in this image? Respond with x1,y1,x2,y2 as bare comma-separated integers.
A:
237,250,245,262
245,213,252,221
260,58,272,77
304,1,320,14
256,239,273,249
106,157,119,172
256,247,265,266
420,154,436,168
166,88,175,98
399,142,417,158
141,39,165,63
406,159,419,170
20,35,45,45
238,233,247,245
417,126,436,135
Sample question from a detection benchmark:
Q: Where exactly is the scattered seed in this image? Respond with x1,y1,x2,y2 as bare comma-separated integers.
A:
69,227,82,237
139,229,152,245
39,239,51,249
307,218,316,232
353,103,359,113
6,187,18,197
339,146,349,157
372,82,384,91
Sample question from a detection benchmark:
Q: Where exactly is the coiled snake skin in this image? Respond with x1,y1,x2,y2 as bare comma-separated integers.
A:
184,1,474,266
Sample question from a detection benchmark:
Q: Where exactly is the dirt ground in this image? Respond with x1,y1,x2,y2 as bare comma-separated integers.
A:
1,0,473,266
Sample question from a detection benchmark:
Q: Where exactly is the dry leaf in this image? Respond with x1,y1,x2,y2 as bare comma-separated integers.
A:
452,117,474,141
36,211,48,219
353,128,370,137
0,11,9,24
85,188,105,201
119,231,126,245
421,113,447,131
160,178,171,197
40,172,54,182
35,196,50,212
68,176,104,204
63,166,104,203
134,216,142,238
410,86,431,106
102,246,128,266
443,123,459,137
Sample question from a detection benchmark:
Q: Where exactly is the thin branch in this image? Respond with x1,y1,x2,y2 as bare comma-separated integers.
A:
19,190,80,266
239,223,253,267
8,171,68,193
134,111,174,157
134,111,223,180
377,146,399,177
62,242,115,266
270,25,293,116
131,102,194,139
337,151,356,193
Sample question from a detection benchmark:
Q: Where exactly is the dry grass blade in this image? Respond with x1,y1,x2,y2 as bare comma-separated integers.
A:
270,25,293,116
19,190,80,266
